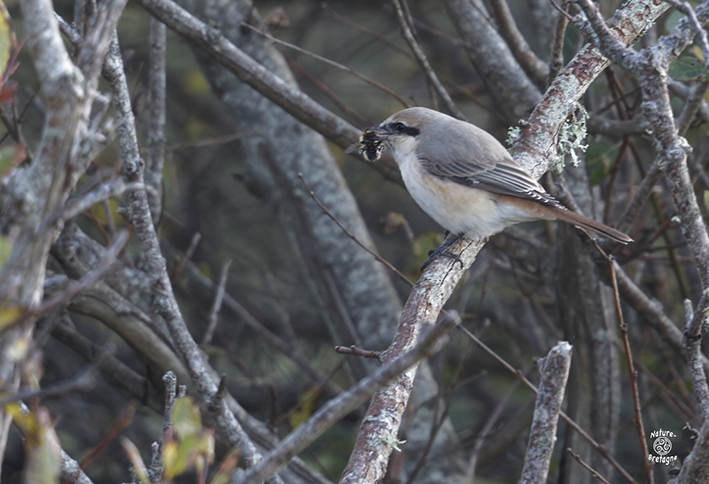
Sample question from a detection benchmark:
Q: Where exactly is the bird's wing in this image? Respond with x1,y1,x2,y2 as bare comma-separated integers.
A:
419,155,563,208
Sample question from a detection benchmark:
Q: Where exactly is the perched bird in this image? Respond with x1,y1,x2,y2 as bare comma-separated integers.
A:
348,107,632,268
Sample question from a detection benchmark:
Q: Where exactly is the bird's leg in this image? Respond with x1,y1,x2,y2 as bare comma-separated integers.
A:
422,232,464,270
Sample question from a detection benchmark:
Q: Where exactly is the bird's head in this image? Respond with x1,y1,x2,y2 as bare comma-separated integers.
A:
347,108,445,162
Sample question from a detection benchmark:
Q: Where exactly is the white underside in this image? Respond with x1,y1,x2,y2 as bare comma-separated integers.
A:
392,139,538,238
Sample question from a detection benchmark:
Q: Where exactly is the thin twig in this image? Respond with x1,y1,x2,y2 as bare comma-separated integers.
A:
162,371,178,438
466,380,519,480
548,1,570,84
237,316,457,484
79,402,137,469
8,230,129,333
608,258,653,484
285,58,369,126
663,0,709,71
676,80,709,136
59,181,153,225
166,129,263,151
567,448,612,484
334,345,382,359
616,159,662,233
171,232,201,280
390,0,465,120
488,0,549,85
455,323,638,484
298,173,413,287
322,4,416,61
241,22,409,109
0,344,116,406
201,259,231,346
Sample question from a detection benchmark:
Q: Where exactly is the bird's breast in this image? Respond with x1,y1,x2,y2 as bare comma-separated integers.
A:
398,155,539,238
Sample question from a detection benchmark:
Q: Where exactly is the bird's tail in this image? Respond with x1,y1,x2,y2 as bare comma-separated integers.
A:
550,207,633,244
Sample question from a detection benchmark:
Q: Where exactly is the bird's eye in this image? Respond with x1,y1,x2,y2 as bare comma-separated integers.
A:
392,122,407,133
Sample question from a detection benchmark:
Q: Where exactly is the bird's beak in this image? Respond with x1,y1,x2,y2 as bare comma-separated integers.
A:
345,124,392,161
364,123,395,137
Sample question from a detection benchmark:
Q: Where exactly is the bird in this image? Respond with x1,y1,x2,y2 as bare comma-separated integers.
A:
347,107,632,269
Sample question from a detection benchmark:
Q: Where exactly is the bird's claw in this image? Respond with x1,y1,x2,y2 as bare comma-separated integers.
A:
421,250,464,271
421,234,465,271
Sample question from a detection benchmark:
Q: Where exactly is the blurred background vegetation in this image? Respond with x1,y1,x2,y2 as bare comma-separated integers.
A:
2,0,708,482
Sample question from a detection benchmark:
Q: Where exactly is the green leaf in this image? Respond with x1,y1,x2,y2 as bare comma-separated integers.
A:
669,50,708,82
0,302,22,330
172,396,202,438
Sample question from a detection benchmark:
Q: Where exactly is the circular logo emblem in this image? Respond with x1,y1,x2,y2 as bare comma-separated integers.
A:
653,437,672,456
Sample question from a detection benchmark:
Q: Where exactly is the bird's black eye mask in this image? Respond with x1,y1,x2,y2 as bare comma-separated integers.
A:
389,122,420,137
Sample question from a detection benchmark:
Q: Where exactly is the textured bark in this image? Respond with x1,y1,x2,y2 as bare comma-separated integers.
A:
174,0,400,362
340,240,481,484
520,342,572,484
444,0,541,121
0,0,125,475
165,0,468,481
514,0,670,179
554,165,620,484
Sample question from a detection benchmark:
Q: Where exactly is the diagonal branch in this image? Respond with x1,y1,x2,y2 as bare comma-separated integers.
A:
488,0,549,85
238,316,457,484
103,30,270,474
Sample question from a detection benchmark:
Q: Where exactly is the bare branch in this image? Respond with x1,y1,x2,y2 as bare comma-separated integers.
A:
240,22,409,109
103,30,268,471
548,1,569,84
171,232,201,280
513,0,670,177
133,0,360,150
684,296,709,422
340,239,482,484
670,417,709,482
60,448,95,484
298,173,413,287
0,343,115,406
334,345,382,359
519,342,572,484
488,0,549,85
609,259,653,484
147,16,167,221
162,371,178,438
390,0,465,120
14,230,129,330
444,0,541,120
676,80,709,136
58,180,152,226
567,448,612,484
237,316,457,484
455,324,638,484
201,259,231,346
663,0,709,71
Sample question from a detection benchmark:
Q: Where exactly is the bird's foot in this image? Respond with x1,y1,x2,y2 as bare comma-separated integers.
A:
421,233,464,271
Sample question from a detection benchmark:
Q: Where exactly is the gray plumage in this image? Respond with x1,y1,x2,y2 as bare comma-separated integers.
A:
354,107,632,245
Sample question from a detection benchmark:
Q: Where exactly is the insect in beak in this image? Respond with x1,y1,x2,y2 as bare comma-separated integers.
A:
345,125,389,162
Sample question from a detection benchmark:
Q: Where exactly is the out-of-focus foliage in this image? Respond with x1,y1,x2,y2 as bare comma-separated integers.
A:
2,0,708,483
